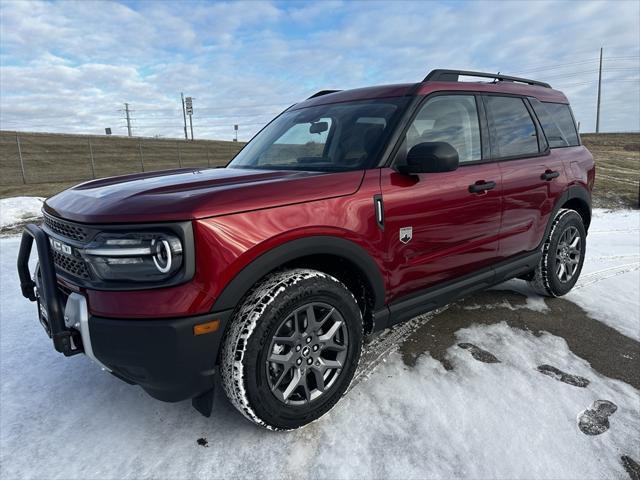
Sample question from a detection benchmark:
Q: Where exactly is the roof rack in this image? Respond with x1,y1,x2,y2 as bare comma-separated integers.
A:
424,69,551,89
307,90,341,99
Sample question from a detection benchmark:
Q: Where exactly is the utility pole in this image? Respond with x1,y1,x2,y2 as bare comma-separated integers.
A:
181,93,188,140
596,47,603,133
185,96,194,140
234,124,238,142
124,103,132,137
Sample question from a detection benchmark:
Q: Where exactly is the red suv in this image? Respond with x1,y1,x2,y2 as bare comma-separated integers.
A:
18,69,595,430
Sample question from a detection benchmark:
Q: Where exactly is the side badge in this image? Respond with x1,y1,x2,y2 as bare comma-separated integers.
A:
399,226,413,244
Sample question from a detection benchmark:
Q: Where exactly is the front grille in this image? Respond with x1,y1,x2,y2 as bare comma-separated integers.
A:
44,215,90,242
52,250,90,279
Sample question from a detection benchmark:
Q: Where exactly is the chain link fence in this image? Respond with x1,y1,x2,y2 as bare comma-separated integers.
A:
0,131,245,186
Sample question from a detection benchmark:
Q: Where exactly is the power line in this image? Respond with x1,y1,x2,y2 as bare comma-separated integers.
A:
508,46,639,70
513,56,639,75
130,112,280,121
133,101,293,113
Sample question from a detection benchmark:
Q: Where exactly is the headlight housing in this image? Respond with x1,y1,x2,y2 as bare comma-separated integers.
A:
81,231,184,283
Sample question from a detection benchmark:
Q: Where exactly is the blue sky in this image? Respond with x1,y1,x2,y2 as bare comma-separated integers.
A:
1,0,638,140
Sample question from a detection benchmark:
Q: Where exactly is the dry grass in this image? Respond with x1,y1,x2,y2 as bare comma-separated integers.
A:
1,131,638,209
582,133,639,209
0,130,244,197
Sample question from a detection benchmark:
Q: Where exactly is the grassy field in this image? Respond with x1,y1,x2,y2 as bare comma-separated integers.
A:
0,130,637,208
0,130,244,197
581,133,639,209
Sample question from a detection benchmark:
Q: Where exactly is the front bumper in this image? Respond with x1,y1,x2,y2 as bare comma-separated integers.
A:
17,223,232,403
90,310,231,402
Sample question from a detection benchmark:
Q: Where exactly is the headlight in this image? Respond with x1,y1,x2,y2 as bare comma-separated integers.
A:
81,232,183,282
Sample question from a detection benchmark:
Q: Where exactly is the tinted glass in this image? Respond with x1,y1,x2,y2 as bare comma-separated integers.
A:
486,96,539,157
228,98,408,172
542,102,580,147
530,98,568,148
406,95,481,163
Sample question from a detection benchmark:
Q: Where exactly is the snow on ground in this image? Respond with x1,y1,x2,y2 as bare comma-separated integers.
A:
567,209,640,341
0,197,43,231
0,209,638,479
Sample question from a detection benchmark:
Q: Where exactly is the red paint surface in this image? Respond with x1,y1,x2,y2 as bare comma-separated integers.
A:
52,79,591,319
380,165,502,300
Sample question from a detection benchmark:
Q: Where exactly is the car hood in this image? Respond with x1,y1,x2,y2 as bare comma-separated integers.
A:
44,167,365,224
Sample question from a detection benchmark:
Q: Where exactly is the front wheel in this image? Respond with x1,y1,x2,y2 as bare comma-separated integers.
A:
220,268,363,430
528,209,587,297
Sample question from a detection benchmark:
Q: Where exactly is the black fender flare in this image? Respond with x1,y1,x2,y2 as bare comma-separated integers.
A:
541,185,592,247
211,236,386,312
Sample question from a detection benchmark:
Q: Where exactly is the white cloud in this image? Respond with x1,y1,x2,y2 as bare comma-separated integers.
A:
0,0,638,139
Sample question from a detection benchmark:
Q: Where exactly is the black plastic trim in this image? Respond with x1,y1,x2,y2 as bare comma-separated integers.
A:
307,90,341,99
545,185,592,235
211,236,386,312
374,194,384,230
17,224,81,356
424,69,551,88
90,309,233,402
377,250,542,330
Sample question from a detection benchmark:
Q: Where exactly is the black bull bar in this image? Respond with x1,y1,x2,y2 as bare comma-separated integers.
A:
17,223,82,356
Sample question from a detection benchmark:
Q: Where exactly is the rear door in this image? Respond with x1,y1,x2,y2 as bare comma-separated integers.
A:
483,95,566,261
380,94,501,302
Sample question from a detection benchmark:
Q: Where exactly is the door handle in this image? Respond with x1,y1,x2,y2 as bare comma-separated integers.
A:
541,170,560,181
468,180,496,193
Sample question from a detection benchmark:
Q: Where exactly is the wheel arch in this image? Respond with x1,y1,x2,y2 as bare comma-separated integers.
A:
211,236,386,334
561,194,591,231
544,185,592,243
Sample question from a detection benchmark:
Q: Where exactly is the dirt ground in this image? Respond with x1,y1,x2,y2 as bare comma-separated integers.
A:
398,289,640,389
582,133,639,209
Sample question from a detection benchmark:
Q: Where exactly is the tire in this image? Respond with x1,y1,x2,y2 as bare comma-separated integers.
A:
220,268,363,430
528,209,587,297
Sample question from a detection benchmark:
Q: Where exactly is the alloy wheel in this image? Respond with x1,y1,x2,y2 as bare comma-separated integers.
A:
265,302,349,405
555,225,581,283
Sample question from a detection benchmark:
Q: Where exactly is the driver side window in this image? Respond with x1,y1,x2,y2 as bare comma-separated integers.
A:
406,95,481,164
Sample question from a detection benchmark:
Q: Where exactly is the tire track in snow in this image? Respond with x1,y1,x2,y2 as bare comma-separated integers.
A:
586,254,640,262
589,228,640,234
350,306,448,390
574,262,640,289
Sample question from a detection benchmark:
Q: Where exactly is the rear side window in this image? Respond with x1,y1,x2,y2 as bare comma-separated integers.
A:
529,98,568,147
533,101,580,147
485,96,539,158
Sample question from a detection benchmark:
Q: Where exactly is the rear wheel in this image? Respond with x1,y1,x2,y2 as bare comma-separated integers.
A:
221,268,363,430
528,209,586,297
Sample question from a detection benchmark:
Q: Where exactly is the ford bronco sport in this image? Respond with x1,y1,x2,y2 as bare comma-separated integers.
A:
18,69,594,430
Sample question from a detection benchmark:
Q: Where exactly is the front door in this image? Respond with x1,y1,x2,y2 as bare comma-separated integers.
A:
380,94,502,303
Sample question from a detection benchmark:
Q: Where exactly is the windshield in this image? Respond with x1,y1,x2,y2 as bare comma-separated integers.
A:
228,98,409,172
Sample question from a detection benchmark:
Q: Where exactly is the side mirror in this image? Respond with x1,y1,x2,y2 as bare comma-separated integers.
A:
309,122,329,134
398,142,459,174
